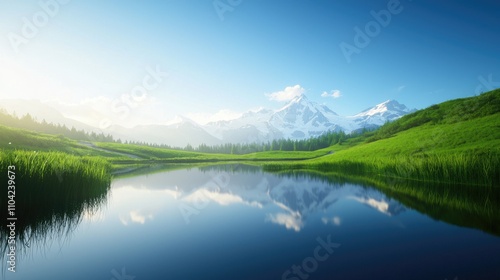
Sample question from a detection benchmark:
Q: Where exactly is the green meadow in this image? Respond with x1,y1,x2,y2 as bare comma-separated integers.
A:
0,89,498,197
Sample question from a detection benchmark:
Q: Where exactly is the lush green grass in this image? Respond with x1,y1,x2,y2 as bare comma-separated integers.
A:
310,108,500,161
0,129,112,258
0,150,111,257
0,150,111,185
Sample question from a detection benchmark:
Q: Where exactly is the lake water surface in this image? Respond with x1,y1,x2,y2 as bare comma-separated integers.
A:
3,165,500,280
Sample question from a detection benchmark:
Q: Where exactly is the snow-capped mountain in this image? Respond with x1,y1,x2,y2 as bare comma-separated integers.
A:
202,95,414,143
268,95,349,138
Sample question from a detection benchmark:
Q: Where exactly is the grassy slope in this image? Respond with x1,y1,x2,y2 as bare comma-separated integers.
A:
0,125,112,183
95,142,330,162
341,88,500,157
323,113,499,159
265,89,500,186
0,124,122,158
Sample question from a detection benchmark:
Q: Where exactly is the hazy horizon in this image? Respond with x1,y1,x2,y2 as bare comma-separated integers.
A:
0,93,411,128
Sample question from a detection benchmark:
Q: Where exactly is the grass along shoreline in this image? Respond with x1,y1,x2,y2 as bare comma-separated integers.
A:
0,150,111,184
0,150,111,261
264,152,500,187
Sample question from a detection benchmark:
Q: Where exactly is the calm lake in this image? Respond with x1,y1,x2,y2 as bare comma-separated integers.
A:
2,164,500,280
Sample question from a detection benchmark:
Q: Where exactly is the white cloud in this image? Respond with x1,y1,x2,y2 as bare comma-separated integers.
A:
183,188,262,208
350,196,391,216
130,211,154,224
267,213,303,232
396,85,406,92
120,210,154,225
266,84,305,102
321,89,342,99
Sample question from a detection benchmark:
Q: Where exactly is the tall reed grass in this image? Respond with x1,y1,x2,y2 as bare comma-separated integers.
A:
0,150,111,260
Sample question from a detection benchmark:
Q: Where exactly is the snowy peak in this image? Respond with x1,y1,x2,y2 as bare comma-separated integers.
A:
270,94,344,139
167,115,199,126
274,94,339,122
355,100,411,118
346,99,415,130
276,95,308,114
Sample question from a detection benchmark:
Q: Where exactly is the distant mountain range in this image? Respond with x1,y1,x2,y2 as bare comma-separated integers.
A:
203,95,415,143
0,96,415,147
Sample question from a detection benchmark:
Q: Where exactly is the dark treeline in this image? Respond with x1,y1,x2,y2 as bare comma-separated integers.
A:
192,130,351,154
124,140,175,149
124,129,372,154
0,109,117,143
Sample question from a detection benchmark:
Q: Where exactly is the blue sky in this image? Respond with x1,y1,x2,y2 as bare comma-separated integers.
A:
0,0,499,127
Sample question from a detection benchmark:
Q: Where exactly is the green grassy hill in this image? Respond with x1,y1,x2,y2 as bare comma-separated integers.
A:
0,124,121,158
370,88,500,141
265,89,500,186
